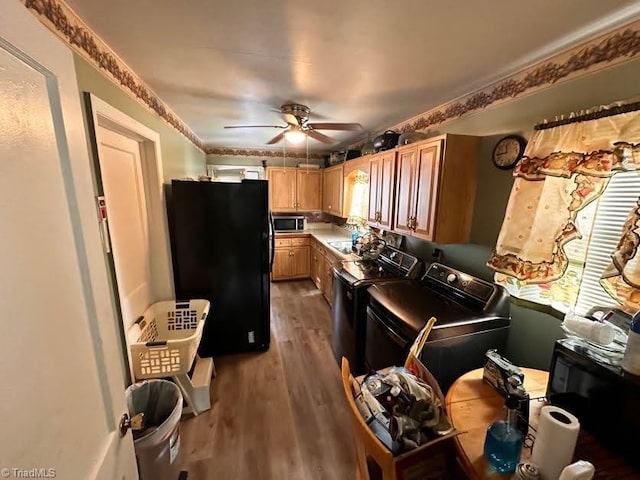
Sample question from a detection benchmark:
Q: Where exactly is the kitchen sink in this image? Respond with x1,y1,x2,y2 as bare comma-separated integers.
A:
328,241,354,255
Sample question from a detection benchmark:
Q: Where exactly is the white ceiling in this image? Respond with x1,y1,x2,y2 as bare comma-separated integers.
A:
65,0,640,151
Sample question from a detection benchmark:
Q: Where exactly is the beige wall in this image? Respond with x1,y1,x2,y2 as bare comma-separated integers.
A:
73,53,206,181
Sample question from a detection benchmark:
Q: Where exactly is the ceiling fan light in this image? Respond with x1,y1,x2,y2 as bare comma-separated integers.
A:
284,129,306,145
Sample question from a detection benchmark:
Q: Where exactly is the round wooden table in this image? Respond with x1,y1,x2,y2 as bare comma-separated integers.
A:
444,367,549,480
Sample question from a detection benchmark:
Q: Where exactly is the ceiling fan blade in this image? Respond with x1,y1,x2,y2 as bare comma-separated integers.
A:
306,130,336,144
224,125,286,129
282,113,300,127
266,131,286,145
306,122,362,131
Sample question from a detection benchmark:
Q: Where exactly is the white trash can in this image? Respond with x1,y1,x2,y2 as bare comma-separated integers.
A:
126,379,183,480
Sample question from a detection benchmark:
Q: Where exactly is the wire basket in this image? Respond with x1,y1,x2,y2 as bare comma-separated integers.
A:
128,299,210,380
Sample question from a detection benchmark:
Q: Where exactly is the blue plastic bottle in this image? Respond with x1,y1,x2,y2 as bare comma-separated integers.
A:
483,394,523,473
351,229,360,251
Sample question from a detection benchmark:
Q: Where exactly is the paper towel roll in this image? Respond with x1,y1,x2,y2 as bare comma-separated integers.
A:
530,406,580,480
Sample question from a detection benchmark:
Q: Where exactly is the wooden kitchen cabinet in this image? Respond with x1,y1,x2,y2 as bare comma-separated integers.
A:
321,250,339,306
272,248,293,280
271,235,310,280
290,245,310,278
268,167,297,212
393,134,479,243
310,243,323,289
267,167,322,212
296,169,322,211
322,163,344,217
367,150,396,230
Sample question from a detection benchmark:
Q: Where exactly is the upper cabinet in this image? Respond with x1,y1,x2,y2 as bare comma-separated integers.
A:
393,134,480,243
367,150,396,230
322,164,344,217
267,167,322,212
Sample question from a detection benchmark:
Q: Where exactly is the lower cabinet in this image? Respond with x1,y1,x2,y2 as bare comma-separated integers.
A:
290,245,310,278
274,235,339,306
311,244,323,289
272,237,310,280
321,256,335,306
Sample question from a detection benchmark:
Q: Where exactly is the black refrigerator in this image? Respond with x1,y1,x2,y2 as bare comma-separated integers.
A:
166,179,273,357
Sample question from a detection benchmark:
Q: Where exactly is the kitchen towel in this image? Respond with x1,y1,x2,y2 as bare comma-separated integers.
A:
531,405,580,480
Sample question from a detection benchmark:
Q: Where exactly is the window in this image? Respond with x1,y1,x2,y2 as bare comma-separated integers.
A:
496,171,640,315
345,170,369,225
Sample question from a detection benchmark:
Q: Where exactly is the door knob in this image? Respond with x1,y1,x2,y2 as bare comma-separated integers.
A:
119,412,145,437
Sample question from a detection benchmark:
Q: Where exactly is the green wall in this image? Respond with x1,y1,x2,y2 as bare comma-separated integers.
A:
73,54,206,181
436,58,640,247
406,58,640,370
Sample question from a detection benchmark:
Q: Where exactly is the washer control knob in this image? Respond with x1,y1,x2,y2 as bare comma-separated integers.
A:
446,273,457,284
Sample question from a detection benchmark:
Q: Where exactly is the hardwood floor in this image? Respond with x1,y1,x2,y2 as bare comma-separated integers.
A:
177,280,357,479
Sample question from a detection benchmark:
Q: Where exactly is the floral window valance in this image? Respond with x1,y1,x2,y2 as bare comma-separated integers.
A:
488,108,640,311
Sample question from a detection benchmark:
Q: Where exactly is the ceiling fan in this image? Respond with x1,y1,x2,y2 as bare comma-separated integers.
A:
224,103,362,145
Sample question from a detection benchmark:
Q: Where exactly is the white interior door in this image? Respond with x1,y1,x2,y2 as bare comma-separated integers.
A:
96,127,152,329
0,2,137,479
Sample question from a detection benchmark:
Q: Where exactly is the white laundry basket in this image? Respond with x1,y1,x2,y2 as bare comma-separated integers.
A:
128,299,210,380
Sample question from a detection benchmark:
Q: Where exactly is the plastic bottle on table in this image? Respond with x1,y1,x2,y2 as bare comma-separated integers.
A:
484,393,523,474
558,460,595,480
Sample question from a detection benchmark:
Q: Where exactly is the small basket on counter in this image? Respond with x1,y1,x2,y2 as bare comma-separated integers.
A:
127,299,210,380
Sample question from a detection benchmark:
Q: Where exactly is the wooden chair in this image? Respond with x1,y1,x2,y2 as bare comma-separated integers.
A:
341,357,458,480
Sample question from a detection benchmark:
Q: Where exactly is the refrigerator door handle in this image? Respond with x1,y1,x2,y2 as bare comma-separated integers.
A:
269,212,275,272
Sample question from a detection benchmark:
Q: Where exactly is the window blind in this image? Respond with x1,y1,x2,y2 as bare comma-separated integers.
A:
574,171,640,315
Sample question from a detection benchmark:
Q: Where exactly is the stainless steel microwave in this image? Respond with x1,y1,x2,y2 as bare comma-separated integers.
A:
273,215,305,232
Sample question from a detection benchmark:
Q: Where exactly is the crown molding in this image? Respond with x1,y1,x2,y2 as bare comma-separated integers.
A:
23,0,640,156
455,4,640,102
21,0,205,151
391,19,640,135
205,147,324,160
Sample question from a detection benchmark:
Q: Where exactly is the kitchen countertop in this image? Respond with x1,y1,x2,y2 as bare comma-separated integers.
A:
274,225,359,260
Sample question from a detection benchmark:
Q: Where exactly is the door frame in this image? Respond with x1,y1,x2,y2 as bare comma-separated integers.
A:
84,93,175,379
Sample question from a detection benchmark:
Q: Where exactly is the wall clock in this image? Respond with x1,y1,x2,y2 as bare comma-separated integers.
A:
492,135,527,169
